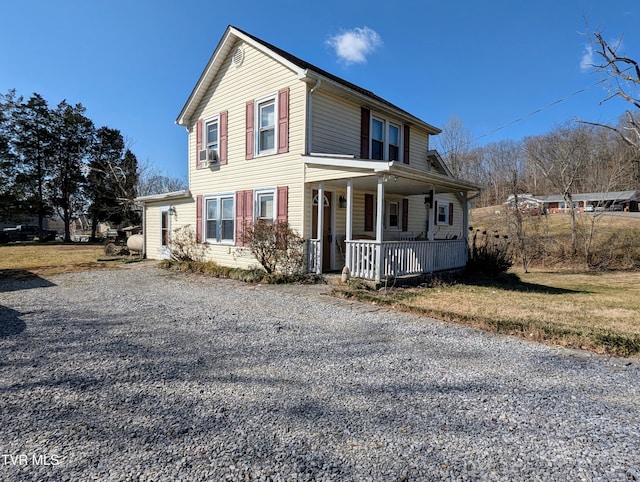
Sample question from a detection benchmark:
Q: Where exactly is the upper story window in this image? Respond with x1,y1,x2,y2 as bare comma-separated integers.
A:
257,96,276,155
205,194,234,243
371,118,384,160
388,124,400,161
246,88,289,160
371,116,402,162
206,118,218,151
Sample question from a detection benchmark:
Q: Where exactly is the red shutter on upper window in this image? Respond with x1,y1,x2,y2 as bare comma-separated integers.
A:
449,202,454,225
219,110,228,165
196,119,203,170
245,101,254,160
277,88,289,154
364,193,374,231
196,194,203,242
276,186,288,223
403,125,410,165
402,198,409,232
360,107,370,159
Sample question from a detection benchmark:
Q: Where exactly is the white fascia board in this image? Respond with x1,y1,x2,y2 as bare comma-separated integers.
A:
136,190,192,203
302,155,392,172
388,162,482,191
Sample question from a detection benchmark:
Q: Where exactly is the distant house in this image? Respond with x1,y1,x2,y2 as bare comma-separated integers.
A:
137,26,480,282
505,191,640,213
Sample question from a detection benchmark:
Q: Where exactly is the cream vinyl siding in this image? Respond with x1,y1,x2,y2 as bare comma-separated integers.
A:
180,40,308,267
143,199,195,260
311,91,360,155
433,192,464,239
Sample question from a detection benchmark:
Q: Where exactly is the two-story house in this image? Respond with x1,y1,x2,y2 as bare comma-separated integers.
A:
137,26,480,282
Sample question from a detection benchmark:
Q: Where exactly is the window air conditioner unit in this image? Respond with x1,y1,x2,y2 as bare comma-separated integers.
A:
199,148,218,165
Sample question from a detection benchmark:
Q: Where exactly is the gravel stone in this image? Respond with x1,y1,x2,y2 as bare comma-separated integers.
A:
1,261,639,481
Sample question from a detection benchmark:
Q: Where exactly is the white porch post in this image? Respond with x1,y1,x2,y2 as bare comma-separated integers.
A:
375,176,384,282
316,182,324,275
345,179,353,268
462,191,469,239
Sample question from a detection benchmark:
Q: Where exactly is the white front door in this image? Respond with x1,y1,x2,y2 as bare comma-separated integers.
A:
160,207,171,259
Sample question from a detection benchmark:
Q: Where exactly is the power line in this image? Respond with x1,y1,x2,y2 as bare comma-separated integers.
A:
472,75,613,144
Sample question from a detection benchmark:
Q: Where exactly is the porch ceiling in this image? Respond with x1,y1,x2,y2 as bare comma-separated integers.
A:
302,155,481,195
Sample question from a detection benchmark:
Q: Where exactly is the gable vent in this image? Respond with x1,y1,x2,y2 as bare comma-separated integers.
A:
232,47,245,67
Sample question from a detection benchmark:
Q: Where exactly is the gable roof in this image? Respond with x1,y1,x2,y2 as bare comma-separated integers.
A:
176,25,441,134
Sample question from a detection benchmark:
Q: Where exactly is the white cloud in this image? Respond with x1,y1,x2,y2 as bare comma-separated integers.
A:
326,27,382,65
580,44,594,72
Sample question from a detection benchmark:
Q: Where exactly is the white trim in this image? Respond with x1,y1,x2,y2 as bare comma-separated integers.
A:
160,206,171,260
136,189,191,203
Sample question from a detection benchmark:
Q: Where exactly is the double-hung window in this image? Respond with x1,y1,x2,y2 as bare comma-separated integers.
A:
436,202,449,225
371,118,384,160
257,97,276,155
255,189,275,222
201,117,219,167
371,117,401,161
205,195,234,243
388,123,400,161
388,201,400,230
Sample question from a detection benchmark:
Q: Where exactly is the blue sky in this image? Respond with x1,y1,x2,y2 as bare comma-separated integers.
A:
1,0,637,181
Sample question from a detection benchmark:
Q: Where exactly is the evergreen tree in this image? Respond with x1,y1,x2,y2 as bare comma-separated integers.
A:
49,100,94,242
11,93,56,231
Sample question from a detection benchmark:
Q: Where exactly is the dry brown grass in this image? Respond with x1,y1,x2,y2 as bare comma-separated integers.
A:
335,269,640,357
0,243,117,279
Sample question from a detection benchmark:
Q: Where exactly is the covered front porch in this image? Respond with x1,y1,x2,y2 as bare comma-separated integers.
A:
303,154,480,282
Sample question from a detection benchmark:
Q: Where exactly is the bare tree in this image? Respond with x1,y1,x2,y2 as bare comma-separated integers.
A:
525,124,591,255
136,160,187,197
435,115,476,179
581,32,640,186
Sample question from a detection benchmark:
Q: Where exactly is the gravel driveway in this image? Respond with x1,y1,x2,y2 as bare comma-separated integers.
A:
1,262,639,481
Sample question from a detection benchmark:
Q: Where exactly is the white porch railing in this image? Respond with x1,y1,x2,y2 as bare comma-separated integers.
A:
344,239,468,281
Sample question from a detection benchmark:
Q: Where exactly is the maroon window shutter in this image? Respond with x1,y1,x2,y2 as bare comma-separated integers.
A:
403,125,410,165
196,194,203,242
277,88,289,154
364,193,374,231
360,107,370,159
235,191,245,246
196,120,203,170
276,186,289,222
402,198,409,232
235,190,253,246
434,200,439,225
449,202,454,225
245,101,254,160
219,110,228,165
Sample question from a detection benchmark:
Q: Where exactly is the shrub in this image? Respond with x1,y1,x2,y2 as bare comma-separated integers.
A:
239,220,306,275
169,225,205,262
467,229,513,276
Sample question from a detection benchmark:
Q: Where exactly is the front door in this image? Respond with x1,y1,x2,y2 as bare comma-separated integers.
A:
312,190,332,271
160,207,171,260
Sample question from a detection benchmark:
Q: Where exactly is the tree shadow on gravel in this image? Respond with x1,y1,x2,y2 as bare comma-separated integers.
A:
0,270,56,293
0,305,26,337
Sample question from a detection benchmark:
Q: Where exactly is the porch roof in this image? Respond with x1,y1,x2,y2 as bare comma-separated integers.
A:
301,154,481,196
